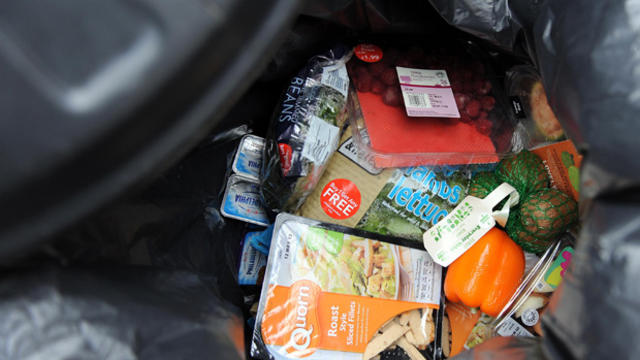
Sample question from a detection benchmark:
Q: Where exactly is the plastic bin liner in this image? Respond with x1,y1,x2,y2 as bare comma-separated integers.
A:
0,266,243,360
431,0,640,359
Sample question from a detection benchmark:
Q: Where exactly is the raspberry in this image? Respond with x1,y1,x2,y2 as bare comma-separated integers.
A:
455,93,471,110
380,68,398,86
476,80,492,95
371,80,385,95
481,96,496,111
465,100,482,118
382,86,402,107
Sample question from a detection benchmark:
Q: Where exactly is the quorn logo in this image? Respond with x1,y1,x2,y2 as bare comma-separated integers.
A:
285,280,321,357
262,280,321,358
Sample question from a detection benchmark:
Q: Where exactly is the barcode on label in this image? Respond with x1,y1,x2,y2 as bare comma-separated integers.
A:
247,247,257,275
405,94,431,108
321,65,349,96
496,318,534,337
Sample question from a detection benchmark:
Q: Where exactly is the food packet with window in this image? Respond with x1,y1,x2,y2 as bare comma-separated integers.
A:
297,125,497,243
260,46,351,216
506,65,567,151
251,213,444,360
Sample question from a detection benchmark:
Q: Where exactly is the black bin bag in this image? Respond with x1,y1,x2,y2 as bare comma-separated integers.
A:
3,1,640,360
429,0,640,359
0,266,243,360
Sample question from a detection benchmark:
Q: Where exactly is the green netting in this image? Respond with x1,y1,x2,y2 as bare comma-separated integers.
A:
506,188,578,254
496,150,549,199
468,172,500,199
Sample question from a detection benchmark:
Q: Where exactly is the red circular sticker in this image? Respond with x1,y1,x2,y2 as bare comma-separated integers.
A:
320,179,361,220
354,44,383,63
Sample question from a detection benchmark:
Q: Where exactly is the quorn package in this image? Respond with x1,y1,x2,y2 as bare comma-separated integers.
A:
297,126,496,242
251,213,444,360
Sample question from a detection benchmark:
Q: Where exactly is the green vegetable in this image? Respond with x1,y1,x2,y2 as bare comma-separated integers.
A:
322,230,343,255
347,258,364,275
306,227,324,251
356,167,473,242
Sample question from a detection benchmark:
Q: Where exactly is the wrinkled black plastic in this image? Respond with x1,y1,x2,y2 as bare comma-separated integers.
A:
0,266,243,359
429,0,640,359
0,0,299,258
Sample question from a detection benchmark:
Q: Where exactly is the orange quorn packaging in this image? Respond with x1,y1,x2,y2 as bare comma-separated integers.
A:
251,213,445,360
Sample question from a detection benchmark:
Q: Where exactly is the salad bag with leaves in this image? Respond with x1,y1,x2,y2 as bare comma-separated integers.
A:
260,46,351,216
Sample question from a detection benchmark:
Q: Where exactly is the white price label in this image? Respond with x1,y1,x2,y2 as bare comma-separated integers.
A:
321,64,349,96
396,67,459,118
496,317,534,337
423,183,520,266
302,115,340,164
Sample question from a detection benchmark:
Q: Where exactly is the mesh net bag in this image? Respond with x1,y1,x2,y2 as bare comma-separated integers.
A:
468,172,500,199
496,150,549,198
507,188,578,253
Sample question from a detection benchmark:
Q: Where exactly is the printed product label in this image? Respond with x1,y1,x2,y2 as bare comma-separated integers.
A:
233,135,265,181
495,317,533,337
279,143,294,176
423,183,519,266
221,176,270,226
544,246,574,289
354,44,383,63
357,165,478,241
510,96,527,119
302,116,341,164
260,221,441,359
320,179,361,220
520,309,540,327
239,237,267,285
321,64,349,97
531,140,582,201
396,67,460,118
337,136,382,175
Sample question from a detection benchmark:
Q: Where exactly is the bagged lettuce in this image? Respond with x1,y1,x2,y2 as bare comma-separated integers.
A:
297,126,497,242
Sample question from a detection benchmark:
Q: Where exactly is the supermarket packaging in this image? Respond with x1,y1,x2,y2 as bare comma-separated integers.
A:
260,46,351,215
493,235,574,338
221,175,270,226
346,40,514,167
233,135,266,182
439,236,572,358
531,140,582,201
297,126,497,243
251,213,443,360
506,65,567,151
